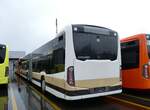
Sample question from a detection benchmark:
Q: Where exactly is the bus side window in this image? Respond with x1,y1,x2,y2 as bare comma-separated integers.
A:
53,48,65,73
58,35,63,42
51,34,65,74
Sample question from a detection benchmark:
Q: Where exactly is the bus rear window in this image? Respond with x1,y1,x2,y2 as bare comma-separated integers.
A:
72,25,118,61
121,40,139,69
0,45,6,63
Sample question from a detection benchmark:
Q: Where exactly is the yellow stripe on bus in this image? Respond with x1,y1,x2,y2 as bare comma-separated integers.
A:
106,96,150,110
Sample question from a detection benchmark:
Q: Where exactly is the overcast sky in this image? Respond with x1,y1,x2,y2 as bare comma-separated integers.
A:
0,0,150,54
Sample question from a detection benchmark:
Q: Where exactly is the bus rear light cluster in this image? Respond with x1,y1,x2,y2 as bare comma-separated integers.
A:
143,64,150,79
67,66,75,86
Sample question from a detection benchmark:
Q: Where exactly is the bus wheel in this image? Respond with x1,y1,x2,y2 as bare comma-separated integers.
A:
41,76,45,93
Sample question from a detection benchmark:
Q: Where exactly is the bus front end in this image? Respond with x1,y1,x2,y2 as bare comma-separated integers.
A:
0,44,9,85
65,25,122,100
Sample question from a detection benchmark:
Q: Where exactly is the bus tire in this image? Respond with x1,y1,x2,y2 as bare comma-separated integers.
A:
41,76,45,93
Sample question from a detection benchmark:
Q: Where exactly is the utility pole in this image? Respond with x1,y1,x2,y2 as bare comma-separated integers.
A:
56,18,58,34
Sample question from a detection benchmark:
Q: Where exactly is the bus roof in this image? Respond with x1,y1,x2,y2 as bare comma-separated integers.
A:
72,24,116,32
121,33,146,42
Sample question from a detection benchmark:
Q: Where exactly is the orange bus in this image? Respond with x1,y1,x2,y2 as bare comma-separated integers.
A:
121,34,150,90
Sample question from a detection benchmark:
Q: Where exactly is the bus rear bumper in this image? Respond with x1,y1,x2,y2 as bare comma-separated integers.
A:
65,89,122,100
0,77,8,85
45,82,122,100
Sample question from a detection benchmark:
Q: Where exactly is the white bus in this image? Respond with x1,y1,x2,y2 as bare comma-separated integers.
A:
22,24,122,100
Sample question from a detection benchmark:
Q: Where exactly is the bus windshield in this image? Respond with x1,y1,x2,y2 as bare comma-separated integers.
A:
146,34,150,59
73,25,118,61
0,45,6,63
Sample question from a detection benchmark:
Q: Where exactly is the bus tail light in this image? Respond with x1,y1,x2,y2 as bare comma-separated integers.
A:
67,66,75,86
143,64,150,78
5,67,9,76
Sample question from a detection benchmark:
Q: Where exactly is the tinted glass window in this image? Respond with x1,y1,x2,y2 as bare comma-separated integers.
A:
121,40,139,69
0,45,6,63
73,25,118,61
32,34,65,74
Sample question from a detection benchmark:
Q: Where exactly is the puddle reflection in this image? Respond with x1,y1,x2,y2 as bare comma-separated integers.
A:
19,79,58,110
13,78,140,110
0,96,8,110
0,87,8,110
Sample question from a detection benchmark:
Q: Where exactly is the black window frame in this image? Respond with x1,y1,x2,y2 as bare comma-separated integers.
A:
0,45,6,64
121,40,140,70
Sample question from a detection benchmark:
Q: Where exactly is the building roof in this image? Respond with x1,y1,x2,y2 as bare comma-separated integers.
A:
9,51,26,60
